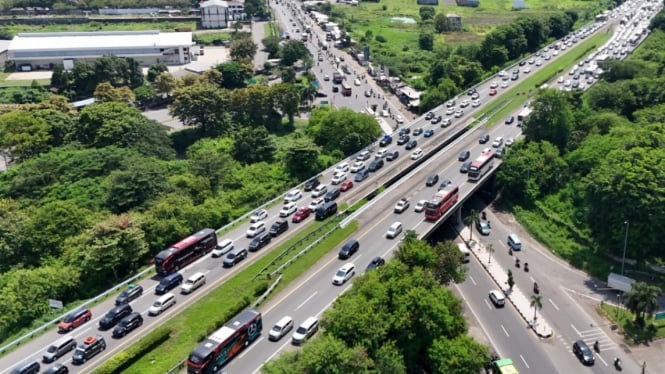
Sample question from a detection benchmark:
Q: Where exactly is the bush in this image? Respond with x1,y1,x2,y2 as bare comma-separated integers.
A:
94,326,172,374
375,35,387,43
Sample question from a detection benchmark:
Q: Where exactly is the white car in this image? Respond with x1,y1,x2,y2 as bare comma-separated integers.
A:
454,110,464,118
279,202,297,217
335,162,349,173
354,78,361,86
490,81,498,88
312,184,328,197
492,136,504,148
472,99,481,107
250,209,268,223
396,115,404,124
309,198,324,211
505,138,514,146
394,198,409,213
414,200,427,212
523,67,531,74
557,76,565,83
331,171,347,185
332,263,356,285
324,74,330,81
350,161,365,173
375,149,387,159
246,221,266,238
500,81,508,88
411,148,424,160
445,108,455,115
284,189,302,203
460,100,470,108
489,290,505,307
386,221,403,239
535,59,542,66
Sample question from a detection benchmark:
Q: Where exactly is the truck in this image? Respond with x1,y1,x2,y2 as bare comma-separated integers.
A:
379,134,392,147
332,71,344,84
607,272,635,292
493,358,519,374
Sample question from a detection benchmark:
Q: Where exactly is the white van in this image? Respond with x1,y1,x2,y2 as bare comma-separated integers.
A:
292,316,319,345
268,316,294,341
457,243,471,263
507,234,522,250
181,272,206,294
148,293,176,316
212,239,233,257
284,189,302,203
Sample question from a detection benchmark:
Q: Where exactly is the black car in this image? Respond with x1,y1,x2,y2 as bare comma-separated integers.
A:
386,150,399,161
379,136,392,147
98,304,132,330
438,180,452,190
396,135,410,145
505,115,515,124
431,115,442,124
479,134,490,144
324,187,340,202
496,146,506,158
354,169,369,182
366,256,385,271
338,239,359,259
412,128,423,136
304,178,320,192
44,364,69,374
572,340,595,365
460,161,471,173
467,88,476,95
398,127,410,135
112,312,143,338
458,150,470,161
511,73,519,81
424,112,434,120
405,140,417,150
426,174,439,187
115,284,143,306
518,60,526,66
269,219,289,237
367,159,384,172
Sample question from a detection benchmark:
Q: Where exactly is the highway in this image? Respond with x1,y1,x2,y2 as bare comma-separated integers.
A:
2,0,658,371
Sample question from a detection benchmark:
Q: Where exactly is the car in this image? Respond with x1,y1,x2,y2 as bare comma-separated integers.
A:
518,60,526,66
115,284,143,305
426,174,439,187
414,199,427,212
364,89,371,97
441,117,452,127
460,100,470,108
250,208,268,223
246,221,266,238
557,76,564,83
528,58,535,64
43,364,69,374
323,74,329,81
98,304,132,330
495,146,506,158
573,340,595,365
412,127,423,136
303,178,320,192
396,115,404,124
445,107,455,115
332,263,356,285
405,140,417,150
477,221,491,235
112,312,143,338
366,256,385,271
386,221,403,239
324,187,340,202
424,111,434,120
438,179,451,190
386,150,399,161
505,115,515,124
471,92,480,99
58,307,92,333
354,169,369,182
291,207,311,223
367,158,384,172
500,81,508,88
279,202,297,217
394,198,409,213
459,161,471,173
454,110,464,118
489,88,497,96
398,127,411,135
354,78,361,86
492,136,504,148
284,189,302,203
311,184,328,198
350,161,365,173
490,81,498,88
471,99,481,107
340,179,354,192
535,59,542,66
375,149,388,159
489,290,505,307
331,171,347,185
309,198,324,211
479,134,490,144
523,68,531,74
379,136,392,147
505,137,514,146
511,73,519,81
411,148,424,160
318,55,324,61
356,150,371,161
396,135,410,145
467,88,476,95
431,115,442,124
458,150,470,161
423,129,434,138
335,162,349,173
446,99,456,107
223,247,248,267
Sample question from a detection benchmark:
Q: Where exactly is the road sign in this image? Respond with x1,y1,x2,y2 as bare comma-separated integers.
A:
655,312,665,320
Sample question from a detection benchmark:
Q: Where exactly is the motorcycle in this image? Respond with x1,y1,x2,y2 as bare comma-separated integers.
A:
533,282,539,294
594,341,600,353
515,258,520,268
614,358,622,371
524,262,529,272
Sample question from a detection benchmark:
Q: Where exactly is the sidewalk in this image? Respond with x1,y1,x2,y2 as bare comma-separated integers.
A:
460,227,553,338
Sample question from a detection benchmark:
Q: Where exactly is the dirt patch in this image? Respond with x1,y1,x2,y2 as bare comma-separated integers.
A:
5,71,52,80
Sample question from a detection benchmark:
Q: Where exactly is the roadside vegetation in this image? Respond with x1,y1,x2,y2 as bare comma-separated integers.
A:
495,13,665,286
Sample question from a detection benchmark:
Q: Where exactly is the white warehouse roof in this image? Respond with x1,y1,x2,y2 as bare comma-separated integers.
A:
8,30,193,52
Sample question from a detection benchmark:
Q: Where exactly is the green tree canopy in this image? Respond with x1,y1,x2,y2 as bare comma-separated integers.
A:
0,110,51,165
170,83,233,136
306,108,381,155
523,89,573,152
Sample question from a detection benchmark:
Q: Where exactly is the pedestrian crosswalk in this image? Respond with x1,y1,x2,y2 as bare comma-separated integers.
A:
557,325,618,353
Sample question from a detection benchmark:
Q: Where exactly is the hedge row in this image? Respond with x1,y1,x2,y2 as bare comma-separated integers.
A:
94,326,172,374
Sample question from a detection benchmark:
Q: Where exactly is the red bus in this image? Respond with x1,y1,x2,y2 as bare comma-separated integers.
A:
468,149,495,182
425,184,459,221
341,82,352,96
187,309,263,374
154,228,217,276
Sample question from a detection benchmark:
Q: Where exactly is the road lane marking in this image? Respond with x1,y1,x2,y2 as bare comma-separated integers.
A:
296,291,318,311
501,324,510,337
255,340,292,374
469,275,477,286
519,354,530,369
238,336,263,360
596,354,608,366
548,298,560,311
484,299,492,310
570,323,581,336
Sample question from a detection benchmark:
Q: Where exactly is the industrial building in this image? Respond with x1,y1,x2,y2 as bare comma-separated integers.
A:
7,30,196,70
200,0,246,29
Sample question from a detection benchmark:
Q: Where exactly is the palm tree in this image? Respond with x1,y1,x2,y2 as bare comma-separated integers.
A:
625,282,661,327
463,209,481,242
486,243,494,264
531,295,543,322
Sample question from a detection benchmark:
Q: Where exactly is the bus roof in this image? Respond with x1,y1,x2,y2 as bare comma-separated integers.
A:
470,153,493,168
190,309,261,360
171,228,215,250
494,358,519,374
428,184,457,204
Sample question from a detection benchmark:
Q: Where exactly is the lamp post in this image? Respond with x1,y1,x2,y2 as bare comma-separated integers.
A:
621,221,629,275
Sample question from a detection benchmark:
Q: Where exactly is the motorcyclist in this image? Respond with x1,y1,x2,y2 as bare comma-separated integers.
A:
594,340,599,352
515,257,520,267
524,262,529,271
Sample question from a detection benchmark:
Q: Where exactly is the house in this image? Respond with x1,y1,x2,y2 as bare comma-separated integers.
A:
446,14,462,31
200,0,246,29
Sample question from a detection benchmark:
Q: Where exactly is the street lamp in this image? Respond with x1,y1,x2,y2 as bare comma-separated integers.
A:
621,221,629,275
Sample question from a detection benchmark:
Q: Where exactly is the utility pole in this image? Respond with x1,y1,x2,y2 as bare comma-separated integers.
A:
621,220,629,275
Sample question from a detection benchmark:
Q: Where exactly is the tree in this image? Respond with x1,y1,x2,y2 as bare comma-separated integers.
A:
271,82,301,124
624,282,661,327
279,40,309,66
50,63,69,90
232,126,276,164
170,83,233,136
463,209,480,242
434,13,451,33
306,108,381,155
261,35,281,59
146,62,168,82
523,89,573,152
530,294,543,321
419,6,435,21
395,231,466,285
230,33,258,61
0,110,51,165
419,32,434,51
154,72,177,96
187,138,235,190
93,82,135,103
280,66,296,83
507,269,515,290
283,137,322,179
215,61,253,89
106,159,169,213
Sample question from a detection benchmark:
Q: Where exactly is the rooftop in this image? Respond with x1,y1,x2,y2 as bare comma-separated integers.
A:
8,31,193,52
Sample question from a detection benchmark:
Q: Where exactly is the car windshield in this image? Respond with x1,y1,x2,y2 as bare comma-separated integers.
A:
47,345,58,353
296,326,307,334
271,326,282,332
119,290,129,297
227,253,236,259
63,314,77,323
153,301,162,307
336,269,346,277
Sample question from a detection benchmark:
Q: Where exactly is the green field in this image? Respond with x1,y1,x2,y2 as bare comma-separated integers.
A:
0,20,198,35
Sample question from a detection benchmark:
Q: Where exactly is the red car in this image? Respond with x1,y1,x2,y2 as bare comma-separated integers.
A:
489,88,497,96
339,179,353,192
292,207,312,223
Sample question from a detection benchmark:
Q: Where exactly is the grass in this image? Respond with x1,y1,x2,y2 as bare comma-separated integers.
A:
598,303,665,345
474,29,612,127
193,32,232,45
1,21,198,35
114,219,360,373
